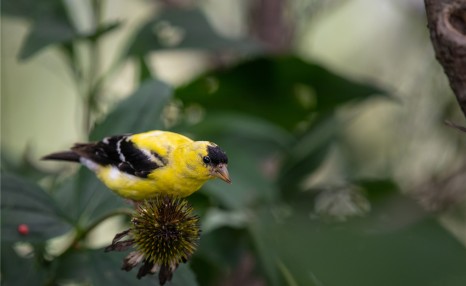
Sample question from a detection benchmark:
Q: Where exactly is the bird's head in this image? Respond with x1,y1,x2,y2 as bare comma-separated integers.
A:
180,141,231,184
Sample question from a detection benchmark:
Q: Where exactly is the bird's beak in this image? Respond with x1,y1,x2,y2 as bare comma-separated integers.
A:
212,164,231,184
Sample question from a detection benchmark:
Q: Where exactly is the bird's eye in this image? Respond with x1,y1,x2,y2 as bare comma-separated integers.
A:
203,156,211,164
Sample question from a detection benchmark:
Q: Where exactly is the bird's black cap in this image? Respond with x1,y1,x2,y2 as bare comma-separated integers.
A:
207,145,228,165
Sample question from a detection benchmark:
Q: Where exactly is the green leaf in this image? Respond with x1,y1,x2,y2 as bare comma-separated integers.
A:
3,0,78,60
90,79,172,140
250,196,466,286
20,21,121,60
126,7,259,56
356,178,401,203
4,1,121,60
171,263,199,286
56,248,198,286
1,173,71,242
138,56,153,83
1,150,54,181
176,55,388,129
85,21,122,42
19,18,77,60
2,0,65,20
52,168,127,227
174,112,293,149
192,227,249,286
0,242,48,286
278,115,340,196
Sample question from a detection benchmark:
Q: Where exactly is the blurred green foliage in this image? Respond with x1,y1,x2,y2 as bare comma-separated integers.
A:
127,7,258,56
2,1,466,286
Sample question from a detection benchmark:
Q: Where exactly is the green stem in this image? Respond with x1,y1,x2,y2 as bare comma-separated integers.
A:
84,0,106,134
62,208,133,255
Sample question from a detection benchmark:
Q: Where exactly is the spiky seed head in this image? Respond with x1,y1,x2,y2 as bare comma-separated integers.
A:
131,196,200,273
105,196,200,285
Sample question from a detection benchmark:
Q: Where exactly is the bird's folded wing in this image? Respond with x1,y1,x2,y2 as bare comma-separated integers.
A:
72,134,165,178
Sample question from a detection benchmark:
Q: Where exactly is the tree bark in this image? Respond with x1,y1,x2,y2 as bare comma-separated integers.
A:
422,1,466,210
424,0,466,120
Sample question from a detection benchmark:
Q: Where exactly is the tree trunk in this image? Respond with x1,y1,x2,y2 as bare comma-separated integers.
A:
424,0,466,120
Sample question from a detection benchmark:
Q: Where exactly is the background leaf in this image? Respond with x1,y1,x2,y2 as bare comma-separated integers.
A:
250,196,466,286
0,242,48,286
176,55,388,129
3,0,120,60
278,115,340,196
2,0,65,19
192,227,251,286
126,7,259,56
2,0,78,60
52,168,127,228
56,248,198,286
1,150,54,181
90,79,172,140
1,173,71,242
19,19,77,60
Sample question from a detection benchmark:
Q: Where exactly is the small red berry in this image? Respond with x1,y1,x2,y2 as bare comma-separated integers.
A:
17,224,29,236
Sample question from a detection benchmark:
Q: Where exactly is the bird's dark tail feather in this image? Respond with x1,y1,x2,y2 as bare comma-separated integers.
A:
42,151,80,162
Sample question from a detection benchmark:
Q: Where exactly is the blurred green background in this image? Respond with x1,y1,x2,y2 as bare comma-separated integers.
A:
2,0,466,285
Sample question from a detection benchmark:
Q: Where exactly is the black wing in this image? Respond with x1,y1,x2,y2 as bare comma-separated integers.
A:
72,135,163,178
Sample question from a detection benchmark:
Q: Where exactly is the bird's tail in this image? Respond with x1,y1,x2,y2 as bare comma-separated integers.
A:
42,151,81,162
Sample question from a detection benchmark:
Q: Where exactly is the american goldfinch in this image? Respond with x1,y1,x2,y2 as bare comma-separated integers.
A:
43,130,231,200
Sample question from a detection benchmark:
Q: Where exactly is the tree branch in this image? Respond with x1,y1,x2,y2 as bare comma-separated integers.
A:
249,0,294,53
424,0,466,121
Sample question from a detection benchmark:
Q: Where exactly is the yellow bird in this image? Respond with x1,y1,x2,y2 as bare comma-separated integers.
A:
43,130,231,200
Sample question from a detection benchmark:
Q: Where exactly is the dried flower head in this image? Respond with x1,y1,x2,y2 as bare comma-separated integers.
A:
314,185,370,221
105,196,200,285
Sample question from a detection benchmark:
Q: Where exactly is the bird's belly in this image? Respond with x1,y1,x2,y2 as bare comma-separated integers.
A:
96,166,204,200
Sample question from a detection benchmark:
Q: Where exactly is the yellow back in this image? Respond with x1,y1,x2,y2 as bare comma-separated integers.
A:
130,130,193,158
